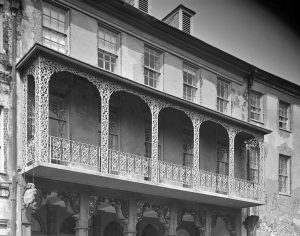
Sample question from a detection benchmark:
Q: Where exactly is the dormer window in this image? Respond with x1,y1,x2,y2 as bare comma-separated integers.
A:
122,0,149,14
162,4,195,35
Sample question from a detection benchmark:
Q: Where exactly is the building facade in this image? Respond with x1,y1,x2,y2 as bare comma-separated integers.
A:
0,0,299,235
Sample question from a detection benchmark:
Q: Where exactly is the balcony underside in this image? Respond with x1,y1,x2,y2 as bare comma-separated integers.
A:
22,162,263,208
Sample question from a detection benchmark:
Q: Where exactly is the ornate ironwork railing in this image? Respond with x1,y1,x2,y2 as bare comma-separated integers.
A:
25,136,262,201
108,149,151,179
199,170,229,193
234,178,259,200
158,160,192,186
49,136,100,168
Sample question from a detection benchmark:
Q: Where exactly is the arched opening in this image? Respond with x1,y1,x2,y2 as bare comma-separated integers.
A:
31,213,45,234
48,72,101,168
199,121,229,173
108,91,151,179
177,228,191,236
141,224,158,236
158,107,193,186
103,221,123,236
234,132,256,181
211,217,230,236
199,121,229,192
59,216,75,235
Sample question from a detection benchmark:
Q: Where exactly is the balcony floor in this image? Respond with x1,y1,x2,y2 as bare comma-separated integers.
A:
22,162,263,208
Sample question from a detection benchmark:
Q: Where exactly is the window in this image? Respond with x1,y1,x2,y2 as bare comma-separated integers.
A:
98,25,119,72
138,0,149,13
183,64,197,102
217,143,228,175
49,93,67,138
182,12,191,34
217,79,230,114
144,118,152,158
183,128,193,167
109,108,119,150
144,46,161,88
42,2,68,53
279,101,291,130
250,92,263,122
279,155,291,194
248,147,259,183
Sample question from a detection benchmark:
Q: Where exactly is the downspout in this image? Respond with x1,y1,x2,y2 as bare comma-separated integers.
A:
10,0,19,236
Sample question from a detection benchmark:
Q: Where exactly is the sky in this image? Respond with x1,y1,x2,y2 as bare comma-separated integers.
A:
151,0,300,86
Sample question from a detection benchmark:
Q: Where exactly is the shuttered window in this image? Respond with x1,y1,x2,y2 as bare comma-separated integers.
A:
138,0,148,13
182,12,191,34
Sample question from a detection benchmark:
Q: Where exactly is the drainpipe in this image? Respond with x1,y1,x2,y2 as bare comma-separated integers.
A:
10,1,19,236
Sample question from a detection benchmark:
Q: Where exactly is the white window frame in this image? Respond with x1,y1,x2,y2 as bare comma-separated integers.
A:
49,92,68,138
182,63,198,102
144,45,162,89
248,147,259,183
279,101,291,131
250,92,264,122
217,78,230,114
97,24,120,73
42,1,69,54
278,154,291,195
183,127,193,167
217,143,228,176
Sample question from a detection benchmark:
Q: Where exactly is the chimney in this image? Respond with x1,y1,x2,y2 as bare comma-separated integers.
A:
162,4,196,35
122,0,150,14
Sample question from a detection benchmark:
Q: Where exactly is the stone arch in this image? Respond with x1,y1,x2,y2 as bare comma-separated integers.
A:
103,221,123,236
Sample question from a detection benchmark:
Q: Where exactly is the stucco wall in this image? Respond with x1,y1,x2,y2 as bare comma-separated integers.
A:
252,81,300,235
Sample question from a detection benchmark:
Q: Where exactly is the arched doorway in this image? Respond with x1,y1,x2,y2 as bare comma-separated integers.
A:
103,221,123,236
177,228,191,236
141,224,158,236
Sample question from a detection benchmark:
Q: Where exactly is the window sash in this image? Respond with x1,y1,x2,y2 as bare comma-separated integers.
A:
278,155,290,194
183,84,196,101
249,148,259,182
98,26,118,54
279,102,290,130
217,79,229,100
144,68,159,88
42,3,67,53
98,49,117,72
250,93,262,121
217,98,229,114
144,47,161,72
217,79,230,113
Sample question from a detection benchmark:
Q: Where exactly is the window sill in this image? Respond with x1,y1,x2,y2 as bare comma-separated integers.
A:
250,119,264,125
278,192,291,197
279,128,292,133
